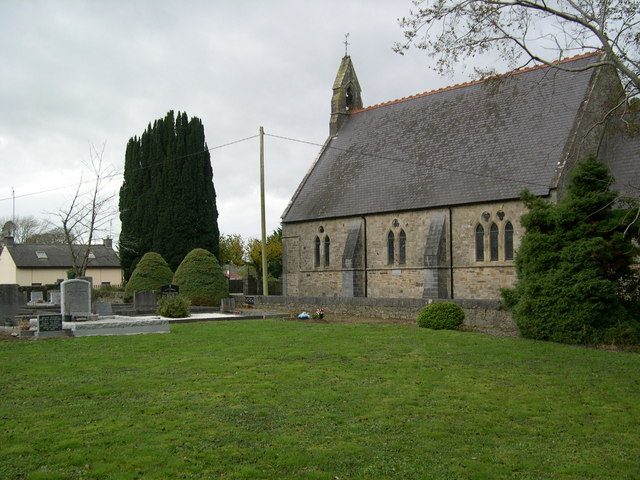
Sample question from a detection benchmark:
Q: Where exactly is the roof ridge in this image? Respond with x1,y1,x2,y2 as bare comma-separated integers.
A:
350,52,600,114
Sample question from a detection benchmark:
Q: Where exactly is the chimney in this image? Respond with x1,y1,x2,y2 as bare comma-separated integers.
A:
103,238,113,249
4,235,14,246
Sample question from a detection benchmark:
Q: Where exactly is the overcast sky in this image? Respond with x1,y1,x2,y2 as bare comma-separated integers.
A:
1,0,486,244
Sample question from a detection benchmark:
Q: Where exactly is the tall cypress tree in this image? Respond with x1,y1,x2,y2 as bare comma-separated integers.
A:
119,110,219,279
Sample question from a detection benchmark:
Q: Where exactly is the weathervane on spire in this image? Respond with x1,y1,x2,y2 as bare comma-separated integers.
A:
344,33,350,56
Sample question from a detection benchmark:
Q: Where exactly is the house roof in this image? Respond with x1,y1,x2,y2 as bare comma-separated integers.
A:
282,54,604,223
5,244,121,269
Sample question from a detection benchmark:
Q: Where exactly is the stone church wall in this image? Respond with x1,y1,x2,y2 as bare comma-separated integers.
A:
451,200,527,299
249,295,518,333
282,199,530,300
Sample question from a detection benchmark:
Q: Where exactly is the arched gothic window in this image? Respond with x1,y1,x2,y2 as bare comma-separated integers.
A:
387,231,395,265
324,235,330,266
475,224,485,261
314,236,321,267
399,230,406,265
505,222,514,260
490,223,499,261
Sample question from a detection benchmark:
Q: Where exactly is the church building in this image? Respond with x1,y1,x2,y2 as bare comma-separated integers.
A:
281,53,637,300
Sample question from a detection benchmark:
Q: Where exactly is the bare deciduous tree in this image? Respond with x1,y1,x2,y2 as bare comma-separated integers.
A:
395,0,640,99
1,216,43,243
56,143,116,278
1,217,75,245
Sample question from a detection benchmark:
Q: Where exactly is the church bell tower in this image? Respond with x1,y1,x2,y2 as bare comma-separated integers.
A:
330,55,363,136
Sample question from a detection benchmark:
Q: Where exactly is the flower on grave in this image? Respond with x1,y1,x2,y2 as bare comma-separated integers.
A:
313,308,325,320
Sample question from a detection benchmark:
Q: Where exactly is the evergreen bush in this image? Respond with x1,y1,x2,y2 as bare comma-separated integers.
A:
173,248,229,307
417,302,465,330
157,295,190,318
124,252,174,302
503,157,640,345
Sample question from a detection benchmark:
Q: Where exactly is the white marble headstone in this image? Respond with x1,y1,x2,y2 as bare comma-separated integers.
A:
30,291,44,303
49,291,61,305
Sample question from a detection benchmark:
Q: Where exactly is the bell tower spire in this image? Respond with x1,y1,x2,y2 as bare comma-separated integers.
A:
330,46,362,136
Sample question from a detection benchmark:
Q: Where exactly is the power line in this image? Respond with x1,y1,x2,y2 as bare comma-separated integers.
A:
0,134,260,203
265,132,554,189
266,132,630,193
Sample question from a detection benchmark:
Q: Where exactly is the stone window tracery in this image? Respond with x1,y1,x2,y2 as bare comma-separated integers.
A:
490,223,499,261
505,221,514,260
324,235,330,266
314,236,321,267
399,229,406,265
387,231,395,265
475,224,485,261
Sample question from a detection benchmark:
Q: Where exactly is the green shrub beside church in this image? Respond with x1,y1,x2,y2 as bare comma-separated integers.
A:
503,157,640,345
417,302,465,330
124,252,174,302
173,248,228,306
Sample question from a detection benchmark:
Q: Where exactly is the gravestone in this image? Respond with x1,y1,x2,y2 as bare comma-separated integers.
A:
94,302,113,316
60,279,92,318
38,314,62,332
36,313,68,339
221,298,236,313
0,284,19,326
160,284,179,297
49,291,61,305
30,291,44,303
134,290,157,314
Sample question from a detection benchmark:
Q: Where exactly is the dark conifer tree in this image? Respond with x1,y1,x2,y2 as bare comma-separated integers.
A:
503,156,639,344
119,111,219,279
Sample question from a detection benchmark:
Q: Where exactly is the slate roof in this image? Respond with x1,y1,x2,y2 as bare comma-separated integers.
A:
282,54,603,223
599,118,640,200
5,244,121,269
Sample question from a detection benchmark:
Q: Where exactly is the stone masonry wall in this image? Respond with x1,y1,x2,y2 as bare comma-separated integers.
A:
250,295,517,332
451,200,527,299
282,199,529,300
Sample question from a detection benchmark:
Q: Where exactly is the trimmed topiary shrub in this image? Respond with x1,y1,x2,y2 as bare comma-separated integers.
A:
173,248,229,307
157,295,190,318
124,252,174,302
417,302,465,330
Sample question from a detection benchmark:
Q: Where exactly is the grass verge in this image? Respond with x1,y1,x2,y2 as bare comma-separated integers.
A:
1,319,639,479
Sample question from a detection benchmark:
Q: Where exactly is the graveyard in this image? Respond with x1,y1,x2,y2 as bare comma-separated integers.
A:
0,280,258,339
2,319,640,479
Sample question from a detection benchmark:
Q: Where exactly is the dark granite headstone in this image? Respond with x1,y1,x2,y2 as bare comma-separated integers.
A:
221,297,236,313
160,284,180,297
134,290,157,313
38,314,63,332
0,284,19,326
94,302,113,316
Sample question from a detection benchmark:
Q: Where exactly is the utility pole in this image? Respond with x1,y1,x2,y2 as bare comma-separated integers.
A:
259,126,269,296
11,187,15,236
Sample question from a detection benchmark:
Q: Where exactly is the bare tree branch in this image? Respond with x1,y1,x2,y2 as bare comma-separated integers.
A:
396,0,640,97
54,143,116,278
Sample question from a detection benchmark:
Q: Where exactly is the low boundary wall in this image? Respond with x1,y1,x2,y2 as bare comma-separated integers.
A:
238,295,517,333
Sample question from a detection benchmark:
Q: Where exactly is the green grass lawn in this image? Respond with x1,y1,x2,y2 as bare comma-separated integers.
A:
1,320,639,480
